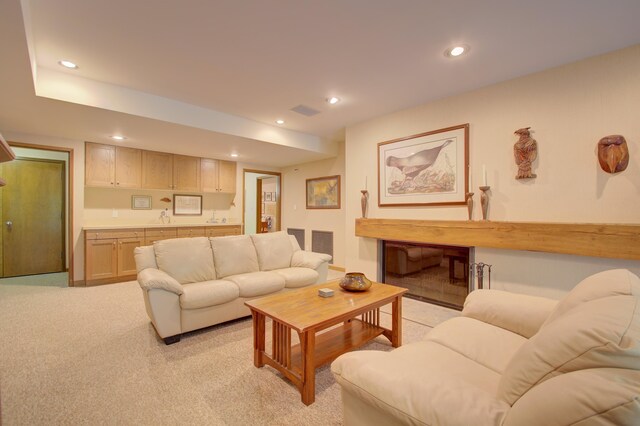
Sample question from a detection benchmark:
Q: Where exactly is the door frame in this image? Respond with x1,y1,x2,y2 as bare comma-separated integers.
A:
242,169,282,234
8,141,75,286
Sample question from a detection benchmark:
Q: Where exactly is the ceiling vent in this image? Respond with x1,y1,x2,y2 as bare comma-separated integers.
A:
290,104,321,117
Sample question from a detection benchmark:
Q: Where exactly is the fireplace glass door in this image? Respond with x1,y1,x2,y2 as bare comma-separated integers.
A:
382,241,470,310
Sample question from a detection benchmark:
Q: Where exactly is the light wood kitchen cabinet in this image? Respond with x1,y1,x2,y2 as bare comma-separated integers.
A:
115,146,142,188
142,150,173,190
201,158,236,193
144,227,177,245
84,228,143,285
85,143,115,187
177,227,206,238
173,155,201,191
85,143,142,188
206,225,242,237
85,238,117,281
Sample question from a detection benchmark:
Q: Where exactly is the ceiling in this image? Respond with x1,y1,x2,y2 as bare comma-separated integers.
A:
1,0,640,167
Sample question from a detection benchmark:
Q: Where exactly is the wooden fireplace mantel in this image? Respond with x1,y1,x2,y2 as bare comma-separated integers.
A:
355,218,640,261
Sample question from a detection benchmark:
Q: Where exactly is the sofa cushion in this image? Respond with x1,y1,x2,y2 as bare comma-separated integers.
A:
134,245,158,272
543,268,640,326
224,271,285,297
498,293,640,405
154,237,216,284
424,317,527,375
273,267,319,288
332,341,509,425
504,368,640,426
210,235,259,278
250,231,294,271
180,280,239,310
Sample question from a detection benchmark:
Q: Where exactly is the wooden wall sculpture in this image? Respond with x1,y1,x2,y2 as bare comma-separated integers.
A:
597,135,629,174
513,127,538,179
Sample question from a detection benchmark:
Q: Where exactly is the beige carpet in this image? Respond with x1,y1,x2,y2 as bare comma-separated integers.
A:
0,280,457,425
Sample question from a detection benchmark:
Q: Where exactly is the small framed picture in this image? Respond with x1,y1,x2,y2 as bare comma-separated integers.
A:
306,175,341,209
131,195,152,210
173,194,202,216
264,192,273,202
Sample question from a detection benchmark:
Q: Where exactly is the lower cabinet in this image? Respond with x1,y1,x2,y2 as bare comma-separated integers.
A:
84,225,242,286
84,229,144,285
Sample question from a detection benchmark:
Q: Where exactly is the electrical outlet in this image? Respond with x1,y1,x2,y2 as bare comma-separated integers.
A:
112,209,118,218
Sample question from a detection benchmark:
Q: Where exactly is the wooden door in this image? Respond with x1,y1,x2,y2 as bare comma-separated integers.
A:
85,143,115,187
200,158,219,193
2,159,65,277
173,155,201,191
142,150,173,189
218,160,236,193
117,237,143,276
85,238,117,280
115,147,142,188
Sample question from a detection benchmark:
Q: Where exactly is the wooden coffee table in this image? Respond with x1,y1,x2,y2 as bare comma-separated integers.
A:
245,280,407,405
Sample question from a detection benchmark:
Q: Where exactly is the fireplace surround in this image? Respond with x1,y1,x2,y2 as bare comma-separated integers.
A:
382,240,471,310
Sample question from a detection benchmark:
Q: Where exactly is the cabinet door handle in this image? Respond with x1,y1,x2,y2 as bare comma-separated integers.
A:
5,221,12,231
116,182,120,185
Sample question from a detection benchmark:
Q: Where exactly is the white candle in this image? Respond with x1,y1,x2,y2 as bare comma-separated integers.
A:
468,169,472,191
365,176,367,190
482,165,487,186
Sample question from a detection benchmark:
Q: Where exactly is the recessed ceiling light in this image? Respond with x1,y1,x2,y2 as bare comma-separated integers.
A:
445,45,469,58
327,97,340,105
230,153,238,158
275,119,285,125
110,135,126,141
58,60,78,69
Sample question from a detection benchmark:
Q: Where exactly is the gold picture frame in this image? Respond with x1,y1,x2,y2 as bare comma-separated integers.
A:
131,195,152,210
306,175,341,209
173,194,202,216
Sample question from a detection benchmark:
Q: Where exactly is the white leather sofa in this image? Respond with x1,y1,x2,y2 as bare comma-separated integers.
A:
134,231,331,344
332,269,640,425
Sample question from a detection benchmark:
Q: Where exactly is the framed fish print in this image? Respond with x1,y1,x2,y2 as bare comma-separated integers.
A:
377,123,469,207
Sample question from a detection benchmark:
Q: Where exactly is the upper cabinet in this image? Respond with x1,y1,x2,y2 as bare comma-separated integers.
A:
173,155,201,192
141,150,173,190
201,158,236,193
86,143,142,188
85,142,234,194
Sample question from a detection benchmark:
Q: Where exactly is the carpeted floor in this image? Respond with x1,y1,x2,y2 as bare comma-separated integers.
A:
0,279,458,425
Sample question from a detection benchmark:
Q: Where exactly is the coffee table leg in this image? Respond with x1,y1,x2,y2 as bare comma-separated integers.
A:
300,330,316,405
252,311,265,368
391,295,402,348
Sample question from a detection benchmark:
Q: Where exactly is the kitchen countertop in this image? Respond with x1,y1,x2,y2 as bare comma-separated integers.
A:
83,223,242,231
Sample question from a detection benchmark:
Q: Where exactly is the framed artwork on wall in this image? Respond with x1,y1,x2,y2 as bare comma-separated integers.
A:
377,123,469,206
264,192,272,202
131,195,152,210
173,194,202,215
306,175,341,209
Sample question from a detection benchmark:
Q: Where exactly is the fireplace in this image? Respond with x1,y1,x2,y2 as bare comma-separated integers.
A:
382,240,471,310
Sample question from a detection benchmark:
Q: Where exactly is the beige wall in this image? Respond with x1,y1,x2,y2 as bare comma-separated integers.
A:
282,141,346,267
345,45,640,298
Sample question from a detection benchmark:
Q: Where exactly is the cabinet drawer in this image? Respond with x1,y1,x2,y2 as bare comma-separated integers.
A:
206,225,242,237
85,229,144,240
144,227,178,238
177,227,206,238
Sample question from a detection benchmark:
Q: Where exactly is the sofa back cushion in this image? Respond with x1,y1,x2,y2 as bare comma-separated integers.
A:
543,268,640,325
498,269,640,406
154,237,216,284
210,235,259,278
250,231,294,271
134,245,158,273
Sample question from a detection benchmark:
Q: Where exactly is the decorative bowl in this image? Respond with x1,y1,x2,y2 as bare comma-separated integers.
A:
339,272,372,292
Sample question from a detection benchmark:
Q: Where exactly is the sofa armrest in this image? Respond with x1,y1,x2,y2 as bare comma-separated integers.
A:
137,268,184,295
462,289,557,338
291,250,332,269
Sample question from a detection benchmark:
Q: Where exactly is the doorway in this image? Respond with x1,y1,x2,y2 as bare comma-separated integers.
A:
243,169,281,235
0,143,72,284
